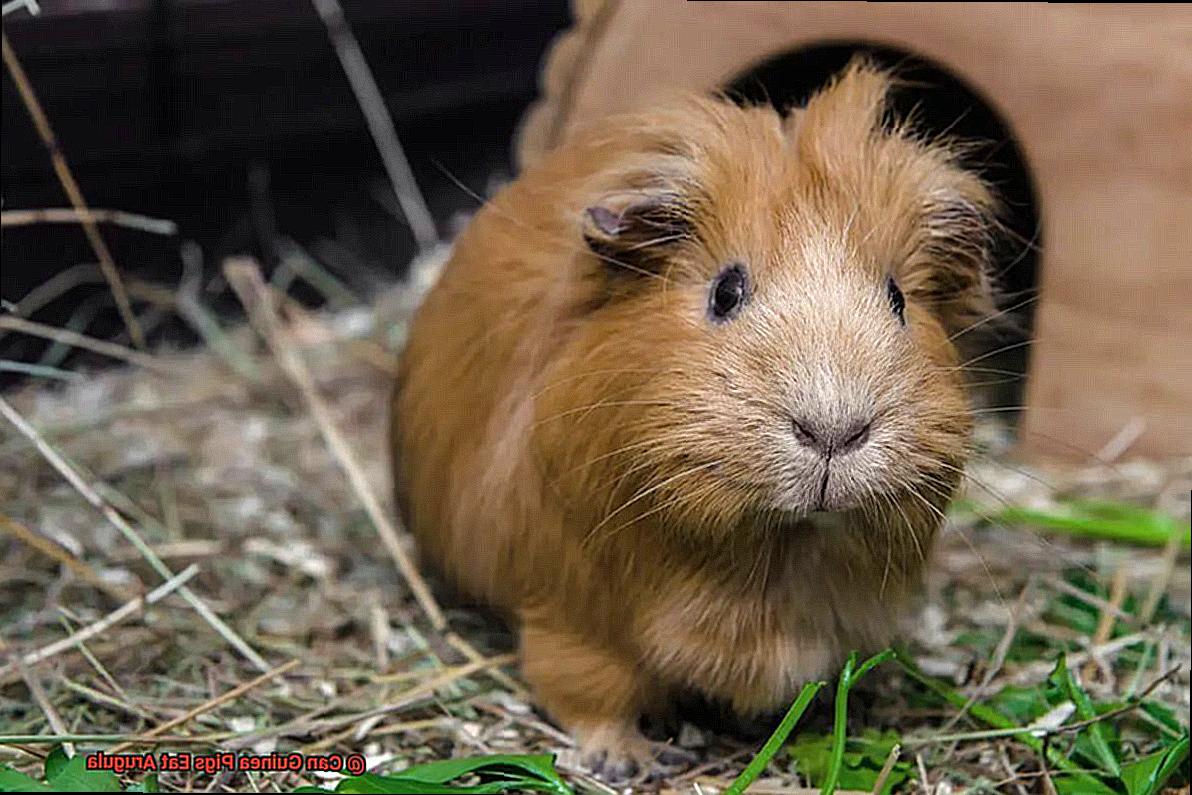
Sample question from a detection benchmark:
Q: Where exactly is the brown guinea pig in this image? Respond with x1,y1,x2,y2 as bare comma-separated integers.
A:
391,60,997,774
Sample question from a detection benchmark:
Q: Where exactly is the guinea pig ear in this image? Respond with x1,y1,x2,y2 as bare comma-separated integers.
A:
916,189,1000,334
582,191,690,277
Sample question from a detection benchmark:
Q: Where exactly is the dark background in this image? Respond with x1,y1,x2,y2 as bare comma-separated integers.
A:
2,0,572,357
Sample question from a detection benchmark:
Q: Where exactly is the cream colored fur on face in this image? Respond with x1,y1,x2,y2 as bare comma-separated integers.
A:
391,60,995,773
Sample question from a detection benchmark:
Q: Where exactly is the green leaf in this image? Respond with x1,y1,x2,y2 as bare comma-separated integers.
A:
336,775,529,794
789,730,913,795
1051,772,1121,795
0,755,147,794
1046,654,1122,777
292,754,575,795
1140,701,1185,737
40,754,121,792
393,754,569,791
125,774,159,793
44,748,70,783
1119,734,1190,795
987,685,1053,724
0,765,53,793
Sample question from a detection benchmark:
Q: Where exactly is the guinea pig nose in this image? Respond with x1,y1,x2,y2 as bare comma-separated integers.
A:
791,417,872,457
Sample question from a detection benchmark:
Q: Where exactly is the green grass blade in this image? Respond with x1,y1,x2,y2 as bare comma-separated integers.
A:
821,649,895,795
723,679,827,795
1047,654,1121,777
821,652,858,795
996,502,1189,549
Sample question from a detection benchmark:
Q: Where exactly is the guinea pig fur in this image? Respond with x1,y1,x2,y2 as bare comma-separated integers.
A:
391,60,998,774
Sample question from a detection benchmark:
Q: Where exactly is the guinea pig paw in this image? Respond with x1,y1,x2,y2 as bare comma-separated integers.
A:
584,748,640,783
575,726,652,782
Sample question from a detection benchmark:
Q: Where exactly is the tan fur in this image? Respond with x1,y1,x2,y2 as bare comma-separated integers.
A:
391,61,995,767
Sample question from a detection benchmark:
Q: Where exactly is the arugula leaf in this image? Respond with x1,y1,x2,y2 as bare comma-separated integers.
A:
294,754,574,795
44,748,70,782
789,730,913,795
0,750,121,793
0,766,54,793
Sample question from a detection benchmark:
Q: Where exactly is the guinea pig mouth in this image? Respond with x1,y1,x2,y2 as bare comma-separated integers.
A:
776,460,873,515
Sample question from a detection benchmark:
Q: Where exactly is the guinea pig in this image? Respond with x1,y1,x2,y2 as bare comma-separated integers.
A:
391,60,998,775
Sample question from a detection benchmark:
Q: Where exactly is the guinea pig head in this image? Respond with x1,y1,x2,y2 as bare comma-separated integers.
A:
538,61,998,543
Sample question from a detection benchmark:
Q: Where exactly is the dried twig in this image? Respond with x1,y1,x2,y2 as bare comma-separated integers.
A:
1008,630,1155,685
1,565,198,674
0,513,136,601
0,396,270,672
943,578,1034,732
309,0,437,251
1140,529,1184,625
906,665,1183,747
19,664,74,757
1,207,177,235
446,631,527,699
303,653,517,735
1047,575,1138,626
871,742,902,795
109,658,299,753
0,316,170,373
1084,565,1128,680
2,33,145,349
224,258,446,630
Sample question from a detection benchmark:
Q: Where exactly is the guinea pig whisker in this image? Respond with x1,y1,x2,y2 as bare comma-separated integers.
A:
965,453,1061,495
888,486,928,566
954,339,1034,370
531,399,677,429
583,475,723,551
970,405,1031,415
590,460,723,540
910,455,1098,580
924,498,1007,605
960,377,1026,389
433,159,676,284
584,474,706,550
593,446,696,515
945,365,1026,377
586,449,682,501
979,422,1141,486
529,367,686,401
562,434,699,477
947,293,1040,342
623,233,691,252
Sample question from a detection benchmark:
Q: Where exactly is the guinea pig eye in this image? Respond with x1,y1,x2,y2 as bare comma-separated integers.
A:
709,264,749,322
886,276,906,325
